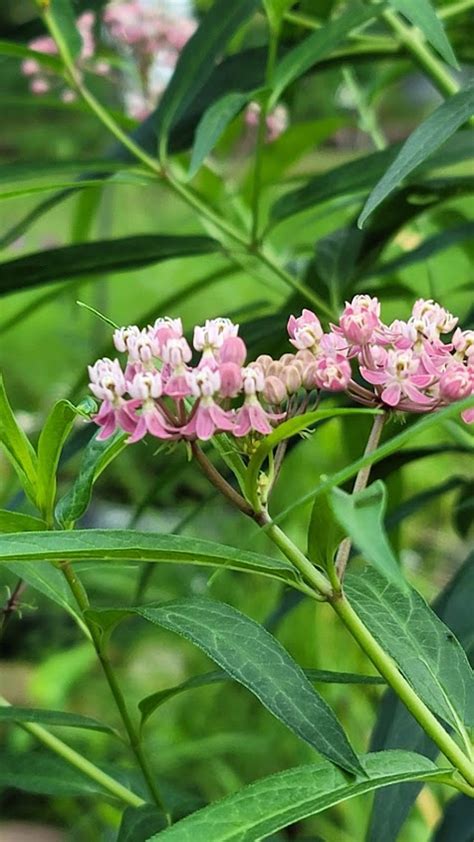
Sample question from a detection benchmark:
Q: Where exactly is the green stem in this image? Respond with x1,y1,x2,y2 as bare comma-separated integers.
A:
0,694,145,808
439,0,474,19
341,66,387,151
260,526,474,787
381,9,460,98
251,24,279,244
59,562,170,820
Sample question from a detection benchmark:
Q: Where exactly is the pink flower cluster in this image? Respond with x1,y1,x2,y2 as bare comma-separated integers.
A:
88,297,474,445
22,12,109,100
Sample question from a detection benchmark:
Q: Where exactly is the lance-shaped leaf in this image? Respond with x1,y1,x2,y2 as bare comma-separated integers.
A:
0,704,115,735
345,567,474,733
307,492,345,571
120,597,362,774
330,481,406,588
270,3,379,105
359,84,474,226
388,0,458,68
145,751,445,841
0,375,38,505
189,89,261,178
48,0,82,62
156,0,261,152
0,530,304,589
36,399,78,522
0,510,46,533
0,235,220,295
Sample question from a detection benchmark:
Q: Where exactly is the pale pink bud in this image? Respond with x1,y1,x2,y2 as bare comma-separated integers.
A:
220,336,247,366
263,375,287,405
255,354,274,373
339,295,380,346
31,78,50,94
267,360,283,378
439,363,472,402
287,309,323,351
281,365,302,395
22,59,40,76
301,362,319,391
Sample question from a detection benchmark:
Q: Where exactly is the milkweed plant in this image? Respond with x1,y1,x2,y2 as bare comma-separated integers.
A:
0,1,473,841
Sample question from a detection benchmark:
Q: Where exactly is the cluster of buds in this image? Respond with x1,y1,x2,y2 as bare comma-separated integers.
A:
87,297,473,445
22,12,109,100
103,0,196,120
245,102,289,144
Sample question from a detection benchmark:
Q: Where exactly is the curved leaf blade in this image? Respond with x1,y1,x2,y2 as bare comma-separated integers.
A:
189,90,260,178
0,375,38,504
0,510,46,533
358,85,474,226
145,752,445,842
345,567,474,732
0,703,115,735
36,399,78,522
131,597,363,774
388,0,458,68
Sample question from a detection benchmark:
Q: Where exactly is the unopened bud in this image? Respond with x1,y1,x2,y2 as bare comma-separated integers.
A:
263,375,287,405
279,353,297,366
219,362,243,398
302,362,319,391
296,349,314,366
220,336,247,366
267,360,283,378
255,354,274,373
281,364,302,394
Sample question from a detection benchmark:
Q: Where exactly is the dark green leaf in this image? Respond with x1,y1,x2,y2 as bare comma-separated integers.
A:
49,0,82,61
126,597,362,774
0,375,38,505
0,40,62,71
431,795,474,842
0,751,108,797
118,806,167,842
388,0,458,67
364,221,474,279
307,492,345,570
139,669,385,730
453,480,474,538
145,752,445,842
345,567,474,732
0,704,115,734
0,235,220,295
36,399,78,523
0,530,304,589
189,90,260,178
271,3,379,104
359,85,474,226
330,482,406,587
55,431,127,528
0,510,46,533
156,0,261,153
368,551,474,842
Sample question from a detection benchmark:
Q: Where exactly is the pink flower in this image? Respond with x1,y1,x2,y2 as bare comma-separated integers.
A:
93,399,140,441
453,328,474,361
194,318,239,369
152,317,183,350
220,336,247,366
361,349,434,408
88,358,126,402
311,354,351,392
412,299,457,334
126,370,173,442
218,363,243,398
287,309,323,352
162,337,192,398
233,366,282,437
182,367,234,440
439,362,473,402
339,295,381,346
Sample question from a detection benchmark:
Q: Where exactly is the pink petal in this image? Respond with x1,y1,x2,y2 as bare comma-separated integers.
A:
195,407,215,441
248,404,272,434
146,408,173,439
381,383,401,407
127,416,147,443
360,367,386,385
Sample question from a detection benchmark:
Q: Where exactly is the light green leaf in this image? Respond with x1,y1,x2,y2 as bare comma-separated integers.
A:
145,751,445,841
0,529,304,589
139,669,385,731
307,492,345,570
0,703,115,735
48,0,82,62
55,431,127,528
388,0,458,68
156,0,261,154
359,84,474,226
0,235,221,295
125,598,363,774
0,375,38,505
0,510,46,533
271,3,379,105
36,399,78,523
345,567,474,733
245,408,380,509
330,482,406,588
189,90,261,178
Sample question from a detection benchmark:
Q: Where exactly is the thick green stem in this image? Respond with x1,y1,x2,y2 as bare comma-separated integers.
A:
59,562,169,819
261,517,333,599
0,694,145,808
381,9,460,98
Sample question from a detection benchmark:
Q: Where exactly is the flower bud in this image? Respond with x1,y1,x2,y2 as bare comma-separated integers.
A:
267,360,283,378
219,362,243,398
279,353,297,366
255,354,273,373
220,336,247,366
295,349,314,366
302,362,319,391
263,375,287,405
281,364,302,395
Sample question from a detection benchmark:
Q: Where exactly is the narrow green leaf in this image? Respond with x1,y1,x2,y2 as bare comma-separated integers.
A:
156,0,261,153
0,375,38,505
0,704,115,735
307,492,345,570
388,0,458,68
330,482,406,588
271,3,379,104
0,752,107,797
271,129,474,223
0,530,303,589
189,90,261,178
359,84,474,226
0,510,46,533
145,752,445,842
431,794,474,842
0,235,220,295
365,221,474,279
368,550,474,842
0,40,62,71
139,669,385,730
345,567,474,732
55,431,127,528
49,0,82,61
127,597,363,774
245,408,380,509
118,806,167,842
4,560,83,625
36,399,78,522
263,0,297,32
